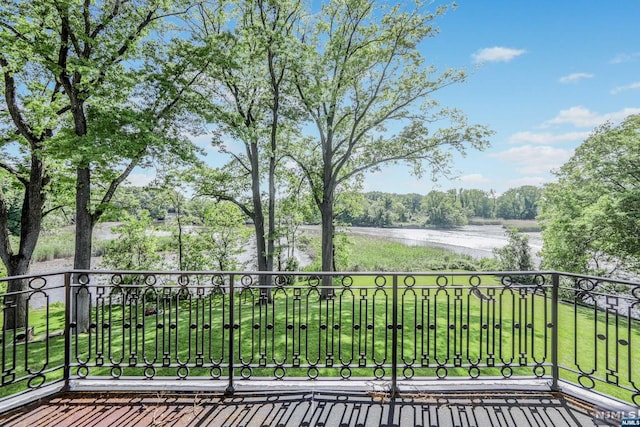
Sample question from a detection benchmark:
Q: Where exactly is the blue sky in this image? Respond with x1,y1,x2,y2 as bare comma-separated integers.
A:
360,0,640,194
125,1,640,195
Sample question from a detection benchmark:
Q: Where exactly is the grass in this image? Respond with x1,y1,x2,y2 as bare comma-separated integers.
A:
556,296,640,403
6,230,111,264
30,231,76,261
2,275,639,405
467,218,541,232
501,220,541,233
309,235,498,272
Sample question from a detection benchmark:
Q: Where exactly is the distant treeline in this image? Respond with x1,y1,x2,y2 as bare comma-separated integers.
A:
335,186,542,228
102,185,542,230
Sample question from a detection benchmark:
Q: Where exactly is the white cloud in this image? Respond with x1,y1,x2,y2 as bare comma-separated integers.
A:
611,82,640,95
543,106,640,128
558,73,594,84
456,174,492,185
125,173,156,187
610,52,640,64
509,131,590,144
472,47,526,63
490,145,573,175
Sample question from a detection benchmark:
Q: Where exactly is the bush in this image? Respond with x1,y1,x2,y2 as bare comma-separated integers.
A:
101,211,162,271
493,228,534,283
493,228,534,271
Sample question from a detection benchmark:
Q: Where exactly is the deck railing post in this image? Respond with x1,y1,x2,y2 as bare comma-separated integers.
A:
391,274,399,397
226,273,235,396
551,272,559,392
64,271,72,389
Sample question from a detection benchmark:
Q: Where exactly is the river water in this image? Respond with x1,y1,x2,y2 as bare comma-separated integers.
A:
344,225,543,262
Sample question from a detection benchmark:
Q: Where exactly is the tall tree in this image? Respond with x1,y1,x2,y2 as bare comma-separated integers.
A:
0,1,75,328
539,115,640,276
496,185,542,220
458,188,495,218
422,190,467,228
290,0,491,292
2,0,206,331
193,0,303,297
0,136,48,330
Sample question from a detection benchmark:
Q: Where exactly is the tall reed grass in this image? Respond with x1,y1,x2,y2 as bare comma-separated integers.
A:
305,235,499,272
7,230,112,264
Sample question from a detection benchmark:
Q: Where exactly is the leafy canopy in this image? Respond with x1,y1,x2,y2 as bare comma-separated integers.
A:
539,114,640,276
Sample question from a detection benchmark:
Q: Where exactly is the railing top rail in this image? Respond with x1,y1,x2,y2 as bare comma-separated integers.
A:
75,270,640,286
0,270,70,282
3,269,639,287
57,269,562,277
556,271,640,287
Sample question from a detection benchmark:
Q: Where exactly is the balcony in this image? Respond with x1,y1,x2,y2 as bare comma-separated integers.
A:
0,270,638,426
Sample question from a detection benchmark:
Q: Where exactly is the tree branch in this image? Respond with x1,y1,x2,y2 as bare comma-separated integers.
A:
285,153,322,208
0,162,29,186
0,57,41,147
196,191,254,219
43,205,66,218
92,147,146,222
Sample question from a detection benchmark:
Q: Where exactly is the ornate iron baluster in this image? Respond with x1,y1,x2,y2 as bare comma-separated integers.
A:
400,275,417,380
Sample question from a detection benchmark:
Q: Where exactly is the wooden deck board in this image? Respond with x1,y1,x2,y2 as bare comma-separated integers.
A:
0,390,601,427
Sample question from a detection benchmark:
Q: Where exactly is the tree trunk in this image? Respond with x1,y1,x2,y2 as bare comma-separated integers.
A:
267,140,276,275
253,205,272,302
320,199,335,298
266,153,277,294
176,199,183,270
249,142,272,302
72,166,94,333
267,60,279,276
2,201,39,330
3,260,29,331
1,155,47,331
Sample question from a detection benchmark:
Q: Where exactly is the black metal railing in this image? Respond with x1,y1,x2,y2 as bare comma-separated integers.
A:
1,270,638,406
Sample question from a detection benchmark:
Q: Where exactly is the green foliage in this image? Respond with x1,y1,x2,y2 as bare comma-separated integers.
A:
539,115,640,275
190,0,306,276
0,176,22,236
275,175,316,268
102,186,169,222
422,190,468,228
337,192,402,227
0,0,206,287
332,232,353,271
102,211,162,271
459,188,497,218
336,189,501,228
185,202,252,271
496,185,542,220
493,228,534,273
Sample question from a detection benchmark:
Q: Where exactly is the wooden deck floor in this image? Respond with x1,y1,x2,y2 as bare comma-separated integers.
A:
0,390,601,427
